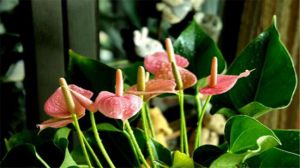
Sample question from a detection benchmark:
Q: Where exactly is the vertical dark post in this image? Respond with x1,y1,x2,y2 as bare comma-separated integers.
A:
26,0,65,123
66,0,99,60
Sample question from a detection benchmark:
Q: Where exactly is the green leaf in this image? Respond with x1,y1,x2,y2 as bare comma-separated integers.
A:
53,127,77,168
119,0,141,28
246,147,300,168
211,18,297,117
225,115,280,153
209,115,281,168
193,145,225,168
1,144,50,167
151,140,172,167
273,129,300,155
122,61,143,85
66,50,116,93
211,135,280,168
83,123,140,167
171,151,194,168
174,20,226,80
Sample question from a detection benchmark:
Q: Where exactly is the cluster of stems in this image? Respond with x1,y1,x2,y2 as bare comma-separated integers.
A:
59,78,115,168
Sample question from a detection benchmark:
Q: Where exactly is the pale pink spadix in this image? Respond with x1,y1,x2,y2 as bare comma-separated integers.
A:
126,79,177,101
94,69,143,121
37,84,94,131
200,57,253,95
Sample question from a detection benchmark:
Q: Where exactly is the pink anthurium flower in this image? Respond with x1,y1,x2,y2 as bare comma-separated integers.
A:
94,69,143,121
37,84,94,131
200,57,253,95
126,79,177,101
144,51,197,89
144,51,189,73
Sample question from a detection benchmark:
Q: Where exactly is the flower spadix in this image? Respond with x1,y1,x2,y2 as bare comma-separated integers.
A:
200,57,253,95
126,66,177,101
95,69,143,121
37,78,95,131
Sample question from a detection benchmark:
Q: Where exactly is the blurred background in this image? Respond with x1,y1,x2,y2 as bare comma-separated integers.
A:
0,0,299,158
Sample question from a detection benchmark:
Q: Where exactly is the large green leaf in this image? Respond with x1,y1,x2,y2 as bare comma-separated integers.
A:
66,50,116,93
246,147,300,168
193,145,225,168
1,144,50,167
81,123,141,167
174,20,226,80
273,129,300,155
171,151,194,168
210,115,281,168
211,18,297,117
53,127,77,168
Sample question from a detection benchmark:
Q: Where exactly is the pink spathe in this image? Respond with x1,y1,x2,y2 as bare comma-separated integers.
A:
200,70,253,95
144,52,189,73
126,79,177,101
37,84,94,131
95,91,143,121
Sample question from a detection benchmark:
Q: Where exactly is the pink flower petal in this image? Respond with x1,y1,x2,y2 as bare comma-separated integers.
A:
154,64,197,89
200,70,252,95
144,52,189,73
126,79,177,101
95,91,143,121
44,84,93,118
37,112,85,132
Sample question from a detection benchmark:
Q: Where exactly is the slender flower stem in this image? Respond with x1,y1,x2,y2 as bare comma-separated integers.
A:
123,131,141,166
194,95,212,149
71,114,93,167
124,120,150,168
59,78,92,168
165,38,188,155
82,133,103,168
90,112,116,168
178,90,189,156
145,103,155,138
141,102,157,168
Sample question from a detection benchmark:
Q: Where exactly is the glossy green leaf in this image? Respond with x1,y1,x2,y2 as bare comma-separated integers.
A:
246,147,300,168
1,144,50,167
82,123,140,167
122,61,143,85
211,135,280,168
211,18,297,117
193,145,224,168
171,151,194,168
225,115,280,153
273,129,300,154
53,127,77,168
209,115,281,168
151,140,172,167
66,50,116,93
174,20,226,80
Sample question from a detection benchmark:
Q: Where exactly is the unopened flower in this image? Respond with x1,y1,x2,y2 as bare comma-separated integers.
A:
37,84,94,131
200,57,253,95
94,69,143,121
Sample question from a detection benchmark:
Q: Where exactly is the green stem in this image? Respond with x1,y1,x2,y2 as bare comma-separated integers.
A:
90,112,116,168
124,120,150,168
71,113,93,168
82,134,103,168
123,131,141,166
141,103,157,168
178,90,189,156
145,103,156,139
194,95,212,149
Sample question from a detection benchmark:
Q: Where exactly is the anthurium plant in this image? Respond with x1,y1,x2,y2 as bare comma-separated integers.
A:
1,17,299,168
